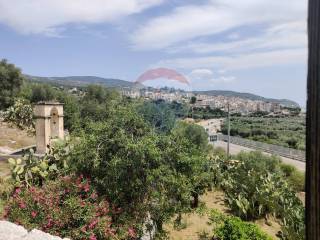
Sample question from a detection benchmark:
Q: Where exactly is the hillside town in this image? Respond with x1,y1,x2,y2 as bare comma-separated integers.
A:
121,88,296,115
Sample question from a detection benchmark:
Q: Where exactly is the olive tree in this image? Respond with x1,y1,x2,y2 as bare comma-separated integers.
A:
0,59,24,109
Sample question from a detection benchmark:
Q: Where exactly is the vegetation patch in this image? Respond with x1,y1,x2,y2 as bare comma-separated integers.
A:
222,117,305,150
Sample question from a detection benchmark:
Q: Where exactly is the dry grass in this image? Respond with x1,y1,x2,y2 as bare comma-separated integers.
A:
164,191,227,240
165,190,282,240
0,120,35,154
0,161,10,179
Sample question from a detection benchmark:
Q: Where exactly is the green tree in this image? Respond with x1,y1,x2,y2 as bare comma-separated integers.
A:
70,106,163,227
79,85,120,122
0,59,24,109
56,92,80,131
137,100,176,133
171,121,211,208
29,83,56,103
172,121,209,152
190,96,197,104
69,103,211,233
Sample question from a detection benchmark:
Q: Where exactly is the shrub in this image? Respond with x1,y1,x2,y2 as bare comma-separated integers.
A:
280,163,305,192
209,210,272,240
216,217,272,240
3,98,34,131
286,138,298,149
4,175,136,240
214,151,305,239
8,142,71,187
274,185,305,240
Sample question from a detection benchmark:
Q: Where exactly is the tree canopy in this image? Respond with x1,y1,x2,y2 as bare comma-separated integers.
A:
0,59,24,109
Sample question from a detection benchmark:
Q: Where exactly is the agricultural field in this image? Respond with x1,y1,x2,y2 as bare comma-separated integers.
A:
221,116,306,150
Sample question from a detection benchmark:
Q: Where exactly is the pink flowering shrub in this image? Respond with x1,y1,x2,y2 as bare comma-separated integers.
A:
3,175,137,240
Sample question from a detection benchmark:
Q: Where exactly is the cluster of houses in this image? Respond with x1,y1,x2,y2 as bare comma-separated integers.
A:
121,88,286,115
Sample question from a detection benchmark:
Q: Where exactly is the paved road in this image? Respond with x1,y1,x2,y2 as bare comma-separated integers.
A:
214,141,306,172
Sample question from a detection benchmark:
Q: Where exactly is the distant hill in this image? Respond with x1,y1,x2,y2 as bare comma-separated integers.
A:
25,75,143,89
25,75,299,108
193,90,300,108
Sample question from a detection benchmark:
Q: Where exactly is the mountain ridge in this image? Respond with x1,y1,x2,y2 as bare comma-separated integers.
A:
26,75,300,108
25,75,143,89
192,90,300,108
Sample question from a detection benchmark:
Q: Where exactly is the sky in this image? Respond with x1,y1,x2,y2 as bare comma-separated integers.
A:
0,0,308,106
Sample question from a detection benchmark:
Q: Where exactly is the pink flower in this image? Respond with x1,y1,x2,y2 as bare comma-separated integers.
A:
89,234,97,240
83,182,90,193
31,211,37,218
64,189,70,194
80,226,87,233
88,219,98,229
19,202,26,209
128,228,136,238
13,188,22,198
80,200,86,207
90,192,98,200
15,188,21,195
46,218,53,228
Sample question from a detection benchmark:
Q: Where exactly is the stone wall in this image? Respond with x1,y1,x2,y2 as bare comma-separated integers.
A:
0,221,70,240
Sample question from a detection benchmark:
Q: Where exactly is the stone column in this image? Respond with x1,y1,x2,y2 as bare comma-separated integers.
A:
34,104,51,154
34,102,64,154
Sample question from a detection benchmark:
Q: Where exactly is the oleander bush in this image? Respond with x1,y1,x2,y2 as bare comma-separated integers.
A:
4,175,137,240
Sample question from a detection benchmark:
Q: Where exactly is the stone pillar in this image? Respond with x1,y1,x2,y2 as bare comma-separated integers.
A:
34,102,64,154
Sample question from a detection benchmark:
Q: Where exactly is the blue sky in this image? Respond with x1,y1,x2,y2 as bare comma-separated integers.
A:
0,0,307,106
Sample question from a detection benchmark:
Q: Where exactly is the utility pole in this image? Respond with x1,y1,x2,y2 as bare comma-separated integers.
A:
227,103,230,158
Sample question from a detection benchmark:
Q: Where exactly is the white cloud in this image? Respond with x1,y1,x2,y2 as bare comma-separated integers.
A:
209,76,235,84
172,21,306,54
158,48,307,71
227,33,240,40
131,0,307,50
0,0,164,35
188,68,235,89
190,68,214,78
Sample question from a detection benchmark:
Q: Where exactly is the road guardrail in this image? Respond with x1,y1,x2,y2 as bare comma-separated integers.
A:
218,135,305,162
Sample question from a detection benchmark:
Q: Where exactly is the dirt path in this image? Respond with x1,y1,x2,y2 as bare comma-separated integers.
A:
0,120,35,155
165,190,281,240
